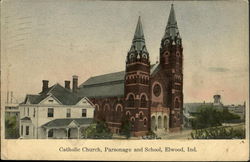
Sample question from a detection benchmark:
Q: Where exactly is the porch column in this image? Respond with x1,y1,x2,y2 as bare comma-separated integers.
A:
77,127,80,139
84,128,87,138
66,128,69,139
46,128,50,139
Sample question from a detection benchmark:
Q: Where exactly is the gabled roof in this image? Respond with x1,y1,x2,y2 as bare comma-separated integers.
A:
78,82,124,98
42,118,93,128
23,94,49,105
184,102,213,113
77,64,158,98
47,84,80,105
22,84,83,105
21,117,31,121
150,63,160,75
80,71,125,87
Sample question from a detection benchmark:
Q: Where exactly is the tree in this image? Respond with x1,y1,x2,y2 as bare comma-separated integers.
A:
5,115,19,139
221,109,240,122
83,123,97,138
191,126,245,139
83,120,112,139
191,105,223,129
191,105,241,130
120,116,131,139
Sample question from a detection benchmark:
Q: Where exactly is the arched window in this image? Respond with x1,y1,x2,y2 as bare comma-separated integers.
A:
140,95,147,108
131,117,135,128
158,116,162,129
133,76,137,83
104,104,110,112
95,104,99,111
164,116,168,129
116,105,122,112
175,98,180,108
128,95,134,107
129,53,135,62
126,111,131,117
143,118,147,127
139,112,143,120
176,52,180,64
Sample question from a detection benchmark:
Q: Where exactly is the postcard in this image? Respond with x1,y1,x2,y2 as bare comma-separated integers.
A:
1,0,249,161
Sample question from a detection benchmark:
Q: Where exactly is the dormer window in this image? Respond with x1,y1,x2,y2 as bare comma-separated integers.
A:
49,100,53,102
142,53,147,59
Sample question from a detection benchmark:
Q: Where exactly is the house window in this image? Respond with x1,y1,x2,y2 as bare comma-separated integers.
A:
48,129,53,138
21,125,23,135
82,109,87,117
33,108,36,117
49,100,53,102
66,109,71,118
48,108,54,117
26,126,29,135
27,108,29,116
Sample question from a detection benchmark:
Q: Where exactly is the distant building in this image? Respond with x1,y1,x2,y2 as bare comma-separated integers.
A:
226,102,245,120
183,102,213,128
5,103,20,119
183,95,227,128
19,80,94,139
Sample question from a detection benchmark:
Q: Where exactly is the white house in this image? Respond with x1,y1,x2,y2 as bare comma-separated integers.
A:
19,80,95,139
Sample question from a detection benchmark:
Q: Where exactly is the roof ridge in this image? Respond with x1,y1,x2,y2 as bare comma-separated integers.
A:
90,70,124,78
26,94,39,96
47,84,57,94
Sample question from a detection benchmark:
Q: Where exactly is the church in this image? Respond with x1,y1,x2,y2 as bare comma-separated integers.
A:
77,4,183,136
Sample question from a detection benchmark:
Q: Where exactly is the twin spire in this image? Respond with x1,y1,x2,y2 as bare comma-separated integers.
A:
163,4,180,40
129,16,148,54
128,4,180,55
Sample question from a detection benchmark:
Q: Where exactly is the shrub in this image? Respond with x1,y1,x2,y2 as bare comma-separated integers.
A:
191,126,245,139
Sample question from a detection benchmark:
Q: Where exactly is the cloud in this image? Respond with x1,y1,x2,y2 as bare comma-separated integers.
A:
208,67,230,72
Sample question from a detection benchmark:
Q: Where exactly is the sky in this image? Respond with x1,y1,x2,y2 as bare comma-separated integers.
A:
1,0,249,105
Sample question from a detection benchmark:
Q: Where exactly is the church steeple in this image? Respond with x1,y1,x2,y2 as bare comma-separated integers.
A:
124,16,151,136
162,4,181,44
159,4,184,131
127,16,149,63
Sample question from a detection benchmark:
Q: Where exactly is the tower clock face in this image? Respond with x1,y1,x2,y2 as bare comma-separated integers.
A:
153,84,161,97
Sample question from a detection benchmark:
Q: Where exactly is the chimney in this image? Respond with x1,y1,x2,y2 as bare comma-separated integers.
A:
65,80,70,90
72,75,78,93
42,80,49,92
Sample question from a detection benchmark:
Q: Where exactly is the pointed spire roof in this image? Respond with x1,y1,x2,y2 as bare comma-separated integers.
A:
129,16,148,54
133,16,144,40
163,4,180,40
